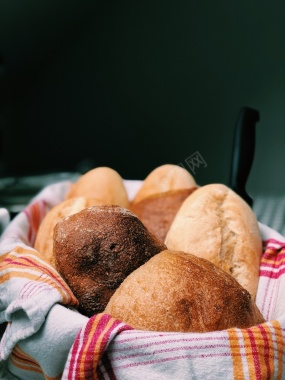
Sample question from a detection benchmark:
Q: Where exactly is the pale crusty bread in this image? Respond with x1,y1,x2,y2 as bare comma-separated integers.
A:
165,184,262,300
132,164,197,204
34,197,103,267
66,167,129,209
105,250,265,332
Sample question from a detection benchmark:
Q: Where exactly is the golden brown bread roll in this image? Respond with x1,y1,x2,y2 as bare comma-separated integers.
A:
105,250,265,333
34,197,103,267
132,164,197,204
66,166,129,208
165,184,262,300
130,188,197,242
35,167,130,267
54,205,166,317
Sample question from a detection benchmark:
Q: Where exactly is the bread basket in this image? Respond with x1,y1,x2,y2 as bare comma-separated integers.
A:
0,177,284,380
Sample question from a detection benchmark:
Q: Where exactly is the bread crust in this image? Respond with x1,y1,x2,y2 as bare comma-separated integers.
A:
165,184,262,300
105,250,265,332
131,188,197,242
34,197,103,267
35,167,129,267
54,205,166,317
66,167,129,208
133,164,196,204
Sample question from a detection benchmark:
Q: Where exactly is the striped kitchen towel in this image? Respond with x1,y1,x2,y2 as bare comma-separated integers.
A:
0,181,88,379
62,226,285,380
0,180,285,379
63,313,285,380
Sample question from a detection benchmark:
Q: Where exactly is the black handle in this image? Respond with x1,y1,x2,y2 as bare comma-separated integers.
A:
229,107,260,207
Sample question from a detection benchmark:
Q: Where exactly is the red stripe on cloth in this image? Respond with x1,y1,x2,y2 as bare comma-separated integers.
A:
113,351,235,370
259,246,285,279
258,324,272,379
2,255,78,305
24,201,47,246
262,249,285,258
246,328,262,379
66,318,98,380
64,314,132,380
261,253,285,267
78,316,98,379
263,239,285,249
111,332,230,347
113,343,232,360
83,314,125,378
4,256,60,285
20,281,53,299
66,325,81,380
273,322,285,379
259,268,285,279
83,315,110,379
261,247,284,259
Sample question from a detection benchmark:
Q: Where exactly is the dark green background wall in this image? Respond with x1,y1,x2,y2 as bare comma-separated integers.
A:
0,0,285,197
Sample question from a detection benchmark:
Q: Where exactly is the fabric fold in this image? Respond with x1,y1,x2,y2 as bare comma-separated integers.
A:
0,181,284,379
0,245,78,361
62,313,133,380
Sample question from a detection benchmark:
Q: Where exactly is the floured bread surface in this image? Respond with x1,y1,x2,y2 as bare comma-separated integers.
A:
54,205,166,317
165,184,262,300
105,250,265,332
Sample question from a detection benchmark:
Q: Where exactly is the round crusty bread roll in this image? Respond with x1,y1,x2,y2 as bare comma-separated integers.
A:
130,188,197,242
54,205,166,317
165,184,262,300
132,164,197,204
66,166,129,209
104,250,265,333
34,197,103,267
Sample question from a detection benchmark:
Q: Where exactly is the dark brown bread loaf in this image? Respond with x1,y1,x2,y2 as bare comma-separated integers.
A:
54,205,166,317
34,197,103,268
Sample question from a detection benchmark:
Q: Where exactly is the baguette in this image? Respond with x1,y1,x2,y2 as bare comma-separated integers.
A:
165,183,262,300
